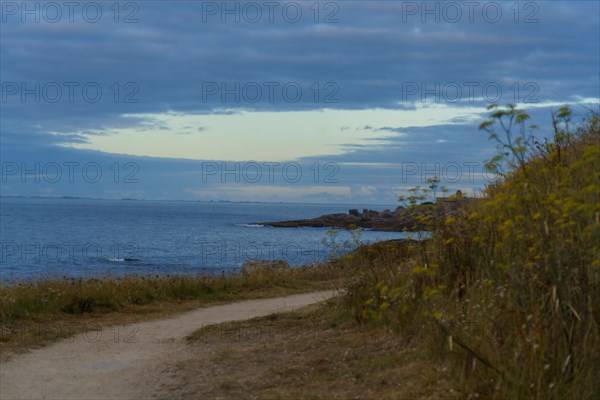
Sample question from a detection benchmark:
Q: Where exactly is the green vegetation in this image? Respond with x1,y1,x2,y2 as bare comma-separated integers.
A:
340,105,600,399
0,264,343,351
2,104,598,398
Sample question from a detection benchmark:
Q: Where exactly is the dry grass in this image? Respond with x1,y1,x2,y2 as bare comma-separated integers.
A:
342,107,600,399
162,299,452,400
3,106,597,399
0,263,344,353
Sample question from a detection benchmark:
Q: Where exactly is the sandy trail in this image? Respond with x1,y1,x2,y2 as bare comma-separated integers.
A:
0,290,338,400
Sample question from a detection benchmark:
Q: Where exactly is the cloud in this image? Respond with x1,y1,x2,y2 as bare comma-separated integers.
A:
186,185,352,203
1,1,598,203
353,185,378,197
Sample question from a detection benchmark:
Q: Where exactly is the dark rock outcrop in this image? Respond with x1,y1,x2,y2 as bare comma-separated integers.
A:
255,190,481,232
380,209,393,218
256,206,436,232
255,193,479,232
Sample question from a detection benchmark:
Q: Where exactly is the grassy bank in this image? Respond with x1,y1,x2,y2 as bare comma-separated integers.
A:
2,105,597,398
0,263,343,352
179,299,451,400
338,106,600,399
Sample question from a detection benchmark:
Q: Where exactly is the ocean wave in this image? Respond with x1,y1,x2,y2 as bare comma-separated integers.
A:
104,257,143,263
235,223,265,228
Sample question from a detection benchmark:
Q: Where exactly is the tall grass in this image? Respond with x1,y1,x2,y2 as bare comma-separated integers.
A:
0,263,342,322
343,106,600,399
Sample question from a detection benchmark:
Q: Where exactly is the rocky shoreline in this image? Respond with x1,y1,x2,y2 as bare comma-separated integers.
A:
256,205,437,232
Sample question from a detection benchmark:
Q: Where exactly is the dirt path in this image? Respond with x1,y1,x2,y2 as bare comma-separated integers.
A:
0,290,338,400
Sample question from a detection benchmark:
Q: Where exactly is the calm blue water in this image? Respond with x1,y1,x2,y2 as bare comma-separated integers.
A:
0,197,408,282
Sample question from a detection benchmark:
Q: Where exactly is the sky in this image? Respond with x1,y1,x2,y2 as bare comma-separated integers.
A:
1,0,599,204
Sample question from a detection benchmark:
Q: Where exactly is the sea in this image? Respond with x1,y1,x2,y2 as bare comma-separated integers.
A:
0,197,411,282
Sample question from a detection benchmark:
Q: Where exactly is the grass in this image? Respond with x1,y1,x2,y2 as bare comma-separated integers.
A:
176,299,452,400
0,263,343,352
339,106,600,399
2,105,597,398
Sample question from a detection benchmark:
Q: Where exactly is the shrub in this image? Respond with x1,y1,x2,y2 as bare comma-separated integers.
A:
345,105,600,399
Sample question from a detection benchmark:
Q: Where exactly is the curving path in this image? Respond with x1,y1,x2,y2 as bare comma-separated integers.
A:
0,290,338,400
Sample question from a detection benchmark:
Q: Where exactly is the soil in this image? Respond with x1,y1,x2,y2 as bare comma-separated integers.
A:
0,290,338,400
